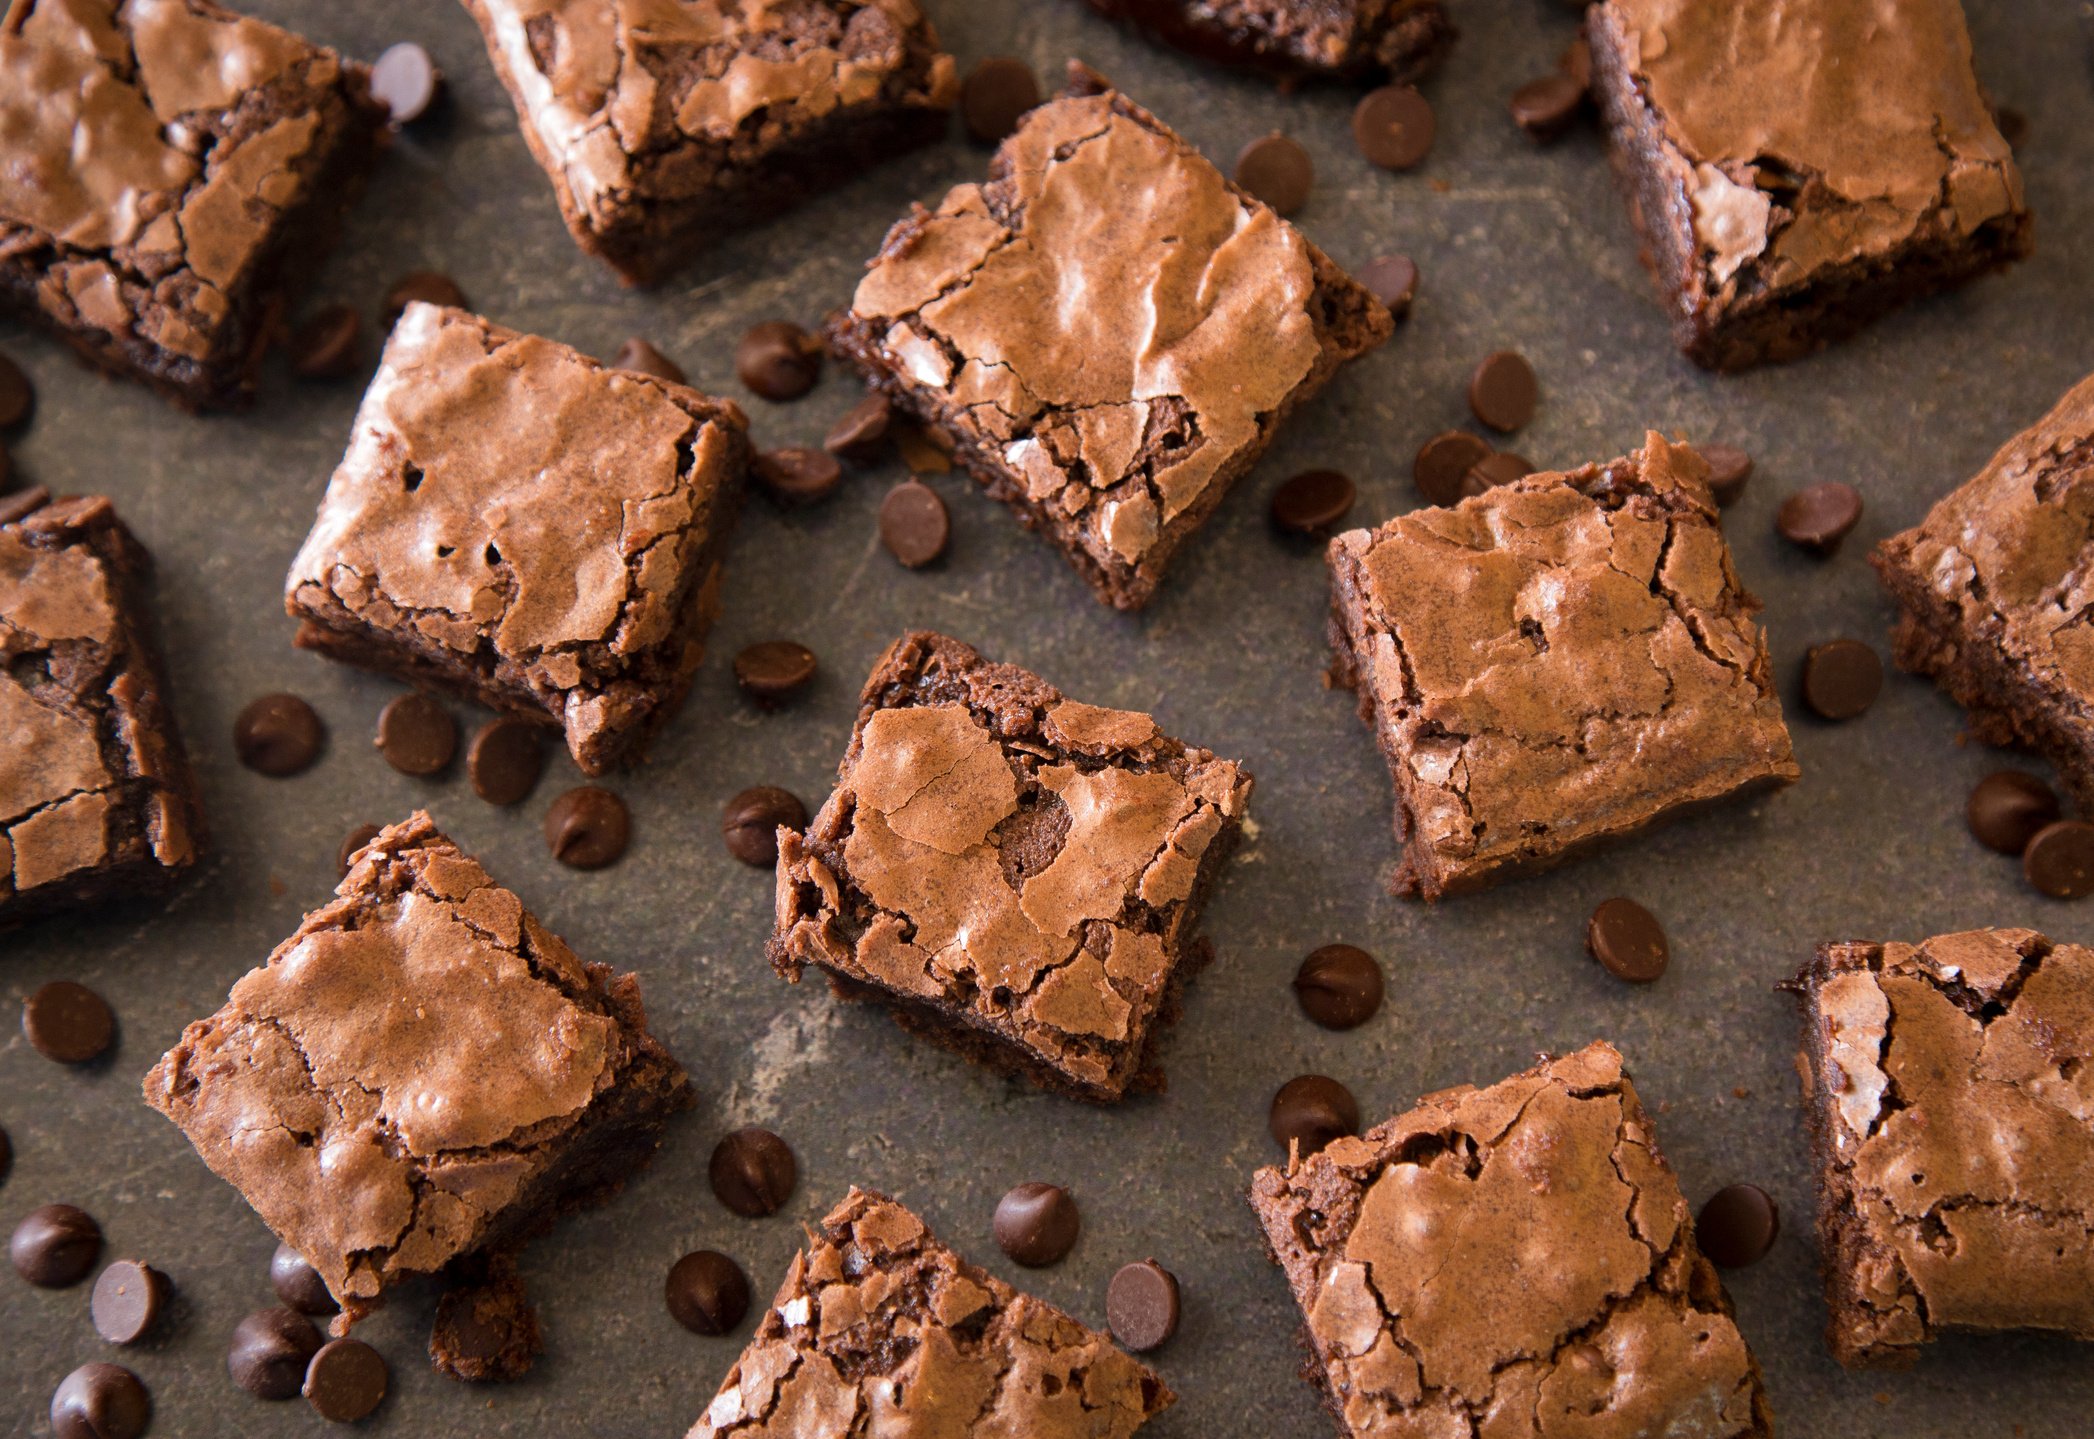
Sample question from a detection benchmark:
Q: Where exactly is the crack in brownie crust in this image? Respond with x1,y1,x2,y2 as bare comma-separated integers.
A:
1074,0,1454,83
1793,929,2094,1368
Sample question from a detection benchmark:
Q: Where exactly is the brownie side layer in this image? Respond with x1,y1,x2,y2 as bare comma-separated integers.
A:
1077,0,1454,83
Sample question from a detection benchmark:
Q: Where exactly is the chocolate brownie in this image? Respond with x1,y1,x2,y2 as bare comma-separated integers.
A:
1,492,202,927
0,0,388,408
284,303,750,777
143,811,692,1323
1326,433,1798,899
1250,1042,1773,1438
828,74,1394,610
1793,929,2094,1368
1075,0,1453,83
771,631,1251,1102
1873,372,2094,807
690,1187,1172,1437
462,0,957,286
1586,0,2031,371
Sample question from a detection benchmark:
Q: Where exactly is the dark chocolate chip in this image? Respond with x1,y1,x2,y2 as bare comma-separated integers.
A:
1775,481,1862,555
721,786,807,867
993,1182,1079,1267
1696,1183,1780,1269
1559,35,1593,90
1269,1075,1359,1158
430,1263,540,1382
961,56,1040,144
1106,1260,1180,1352
2024,819,2094,899
1467,350,1539,432
375,692,456,775
304,1337,388,1422
25,980,114,1063
92,1260,169,1344
879,480,950,567
611,337,686,386
0,351,33,430
1586,897,1668,984
735,320,821,401
666,1250,750,1336
1234,133,1313,216
1800,639,1883,721
467,718,546,806
1414,431,1494,506
1509,72,1586,140
1967,771,2061,856
734,641,817,706
1699,443,1752,507
755,446,844,504
0,485,50,525
270,1242,339,1317
370,41,443,125
824,392,895,464
11,1203,101,1286
51,1363,149,1439
1353,85,1435,170
1462,451,1534,495
383,270,467,324
1270,470,1355,537
228,1307,322,1401
544,786,631,870
234,693,324,777
289,304,363,380
1292,944,1384,1030
1357,255,1419,318
337,823,381,876
708,1127,797,1218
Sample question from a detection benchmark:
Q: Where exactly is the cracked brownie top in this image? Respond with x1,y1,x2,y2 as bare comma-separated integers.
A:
691,1187,1170,1437
1250,1042,1770,1439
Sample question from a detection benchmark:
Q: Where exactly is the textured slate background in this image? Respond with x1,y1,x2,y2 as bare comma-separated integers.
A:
5,2,2093,1435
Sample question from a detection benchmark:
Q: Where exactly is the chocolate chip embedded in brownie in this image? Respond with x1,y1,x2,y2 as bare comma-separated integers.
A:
1249,1042,1775,1438
827,76,1393,611
1326,433,1797,899
771,631,1252,1102
1793,929,2094,1368
1586,0,2031,371
691,1188,1172,1437
1076,0,1454,83
284,303,750,776
1,492,203,928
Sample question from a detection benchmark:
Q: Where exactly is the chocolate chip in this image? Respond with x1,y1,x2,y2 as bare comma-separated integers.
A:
0,485,49,525
1586,897,1668,984
1801,639,1883,721
228,1307,322,1400
1292,944,1384,1030
709,1127,797,1218
383,270,467,324
756,446,844,505
1509,72,1586,141
1106,1260,1180,1352
429,1262,539,1382
1697,1183,1779,1269
544,786,631,870
1414,431,1494,506
1698,443,1752,507
235,693,324,776
51,1363,149,1439
1268,469,1355,538
92,1260,169,1344
11,1203,101,1286
735,641,817,706
337,823,381,876
464,718,545,807
0,351,34,430
666,1250,750,1336
879,480,950,567
1353,85,1435,170
24,980,114,1063
370,41,443,125
722,786,807,867
1357,255,1419,318
2024,819,2094,899
824,392,895,464
1270,1075,1359,1158
1775,481,1862,555
611,337,686,385
375,692,456,775
1234,133,1314,216
961,56,1040,144
1467,350,1538,432
270,1242,339,1316
304,1336,388,1422
289,304,363,380
1462,451,1534,495
1967,771,2061,856
735,320,821,401
993,1182,1079,1267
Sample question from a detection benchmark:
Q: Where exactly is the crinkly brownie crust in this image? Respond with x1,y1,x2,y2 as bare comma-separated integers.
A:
1075,0,1454,84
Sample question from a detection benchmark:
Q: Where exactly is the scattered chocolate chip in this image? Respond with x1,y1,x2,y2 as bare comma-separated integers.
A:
1353,85,1435,170
755,446,844,504
1559,35,1593,90
375,691,456,775
12,1203,101,1286
735,320,821,401
92,1260,170,1344
1967,771,2061,856
1801,639,1883,721
735,641,818,706
1270,469,1355,537
1697,1183,1779,1268
430,1262,540,1382
383,270,467,324
1586,897,1668,984
304,1336,388,1423
721,785,807,867
2024,819,2094,899
824,392,895,464
24,980,114,1063
1699,443,1753,507
1509,72,1586,140
234,693,324,776
370,41,443,125
1467,350,1539,432
1270,1075,1359,1158
466,718,545,806
271,1242,339,1317
1414,431,1494,506
961,56,1040,144
993,1182,1080,1267
0,485,50,525
1234,133,1314,216
1292,944,1384,1030
1775,481,1863,555
1106,1260,1180,1352
1357,255,1419,318
228,1307,323,1401
666,1250,750,1336
544,786,631,870
0,352,34,430
709,1127,797,1218
289,304,363,380
51,1363,149,1439
1462,451,1534,495
611,337,686,385
879,480,950,567
337,823,381,876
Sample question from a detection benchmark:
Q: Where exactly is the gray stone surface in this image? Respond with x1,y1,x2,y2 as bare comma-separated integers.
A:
4,1,2092,1434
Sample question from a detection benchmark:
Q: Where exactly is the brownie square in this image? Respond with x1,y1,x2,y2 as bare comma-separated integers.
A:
1326,433,1797,899
143,811,692,1321
462,0,957,286
1,491,203,928
1075,0,1454,82
1794,929,2094,1367
1587,0,2031,371
692,1187,1171,1437
0,0,387,408
284,302,750,776
1250,1042,1773,1439
1874,372,2094,806
771,631,1251,1102
828,75,1394,610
